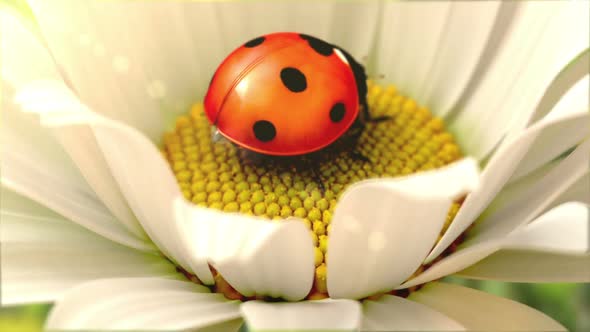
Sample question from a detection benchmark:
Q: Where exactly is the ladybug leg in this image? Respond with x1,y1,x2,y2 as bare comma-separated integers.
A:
311,167,326,193
301,156,326,193
362,102,392,123
347,114,380,163
350,150,370,163
369,115,392,123
345,113,371,163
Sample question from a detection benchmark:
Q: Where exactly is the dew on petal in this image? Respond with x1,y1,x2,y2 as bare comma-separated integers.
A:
146,80,167,99
368,231,387,252
93,43,106,57
173,100,188,113
112,56,130,73
341,215,362,233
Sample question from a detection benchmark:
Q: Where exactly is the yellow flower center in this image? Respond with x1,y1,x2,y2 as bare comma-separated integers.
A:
161,81,463,300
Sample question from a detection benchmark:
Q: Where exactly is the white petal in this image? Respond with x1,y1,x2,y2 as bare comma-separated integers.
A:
216,1,379,60
457,202,590,282
513,50,589,137
399,240,501,289
1,184,64,220
88,113,194,270
12,77,149,240
241,299,361,331
175,198,315,301
508,111,589,183
0,11,62,89
15,80,202,271
471,137,590,241
530,71,590,123
527,54,589,126
552,173,590,206
27,0,379,141
2,86,86,194
1,187,121,247
1,199,178,305
370,1,450,90
327,158,480,299
458,251,590,284
400,199,590,288
426,111,590,263
373,1,500,117
46,277,241,330
409,282,566,331
450,1,589,159
28,0,178,140
4,83,153,252
362,295,465,331
52,123,148,240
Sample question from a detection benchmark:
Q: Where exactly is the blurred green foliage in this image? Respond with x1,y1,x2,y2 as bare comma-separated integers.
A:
0,304,50,332
1,0,587,331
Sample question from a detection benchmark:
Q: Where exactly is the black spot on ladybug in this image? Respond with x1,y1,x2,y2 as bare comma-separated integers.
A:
244,36,265,48
300,34,333,56
280,67,307,93
330,103,346,123
253,120,276,142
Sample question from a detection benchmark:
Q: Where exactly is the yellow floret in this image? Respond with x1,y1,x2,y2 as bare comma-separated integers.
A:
319,235,328,254
315,264,328,294
314,247,324,267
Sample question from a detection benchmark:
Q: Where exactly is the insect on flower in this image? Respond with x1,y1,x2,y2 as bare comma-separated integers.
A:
204,32,391,186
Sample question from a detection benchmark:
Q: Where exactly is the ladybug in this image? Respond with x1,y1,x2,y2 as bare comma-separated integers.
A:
204,32,380,157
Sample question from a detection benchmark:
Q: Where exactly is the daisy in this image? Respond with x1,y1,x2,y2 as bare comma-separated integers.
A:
2,1,589,331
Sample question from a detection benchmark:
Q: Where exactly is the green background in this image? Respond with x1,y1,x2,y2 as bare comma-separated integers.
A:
1,0,588,331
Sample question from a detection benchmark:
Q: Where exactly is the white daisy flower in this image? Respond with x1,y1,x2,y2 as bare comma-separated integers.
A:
2,1,589,331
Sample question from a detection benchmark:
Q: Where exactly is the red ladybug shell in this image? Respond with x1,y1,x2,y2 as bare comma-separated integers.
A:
204,32,359,156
